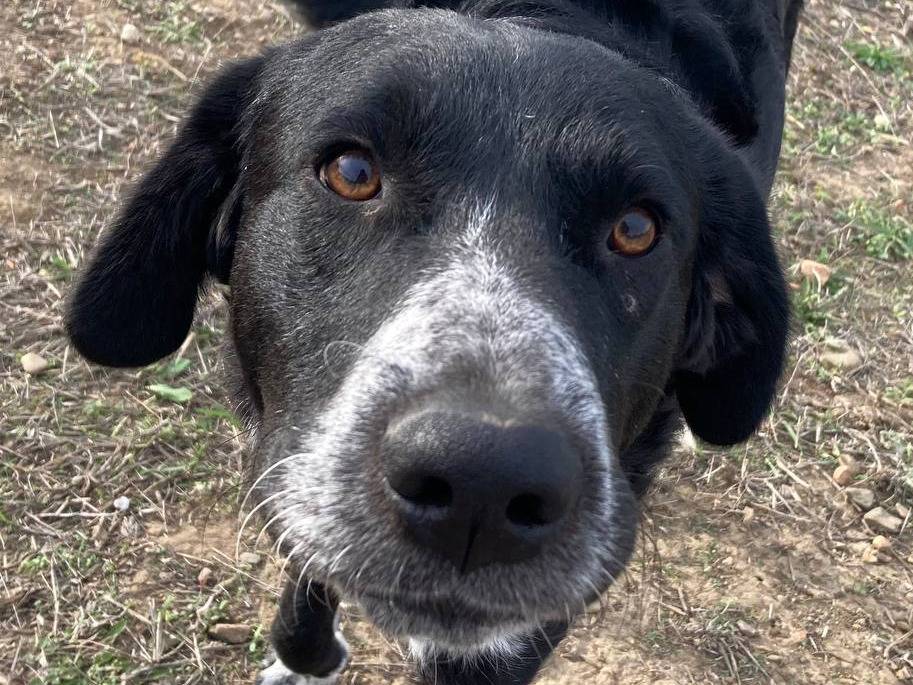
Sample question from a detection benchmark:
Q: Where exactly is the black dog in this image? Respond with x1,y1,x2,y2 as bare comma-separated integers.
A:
67,1,802,683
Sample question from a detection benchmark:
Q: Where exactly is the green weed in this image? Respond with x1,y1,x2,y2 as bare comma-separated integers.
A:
838,200,913,260
845,41,907,75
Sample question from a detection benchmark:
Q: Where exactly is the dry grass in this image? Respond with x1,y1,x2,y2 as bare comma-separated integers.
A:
1,0,912,683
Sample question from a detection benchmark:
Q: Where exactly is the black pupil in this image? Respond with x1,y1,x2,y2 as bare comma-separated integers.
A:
621,212,652,238
338,154,372,185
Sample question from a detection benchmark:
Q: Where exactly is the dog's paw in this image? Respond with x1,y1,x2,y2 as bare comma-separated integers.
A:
256,633,349,685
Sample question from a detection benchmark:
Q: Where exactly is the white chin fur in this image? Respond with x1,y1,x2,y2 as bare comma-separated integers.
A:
408,630,524,664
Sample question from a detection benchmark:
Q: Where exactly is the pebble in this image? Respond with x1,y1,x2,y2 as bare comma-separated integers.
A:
112,496,131,512
863,507,903,534
238,552,262,566
871,535,892,552
844,487,875,510
861,546,881,564
832,465,857,486
896,503,910,519
120,23,141,44
737,620,759,637
21,352,49,375
820,349,862,370
208,623,252,644
197,567,215,587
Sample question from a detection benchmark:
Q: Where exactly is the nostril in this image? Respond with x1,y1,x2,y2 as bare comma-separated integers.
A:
506,493,553,528
391,474,453,509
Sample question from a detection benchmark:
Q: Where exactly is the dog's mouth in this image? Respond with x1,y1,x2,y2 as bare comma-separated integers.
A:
355,588,535,647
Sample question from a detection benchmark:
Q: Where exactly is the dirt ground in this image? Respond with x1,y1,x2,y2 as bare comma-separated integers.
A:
1,0,912,683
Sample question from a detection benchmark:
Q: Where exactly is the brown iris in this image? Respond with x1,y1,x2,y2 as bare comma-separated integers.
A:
320,149,381,201
607,208,659,256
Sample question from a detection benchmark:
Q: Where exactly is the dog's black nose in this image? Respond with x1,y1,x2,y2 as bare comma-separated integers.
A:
381,410,583,573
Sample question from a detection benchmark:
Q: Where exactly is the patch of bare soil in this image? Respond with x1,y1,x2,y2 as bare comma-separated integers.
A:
1,0,911,684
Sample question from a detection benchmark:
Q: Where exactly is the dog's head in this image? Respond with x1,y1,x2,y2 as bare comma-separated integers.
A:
67,9,788,652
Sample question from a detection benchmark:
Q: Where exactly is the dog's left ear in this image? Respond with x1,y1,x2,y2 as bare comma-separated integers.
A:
674,151,789,446
671,11,759,145
66,54,268,368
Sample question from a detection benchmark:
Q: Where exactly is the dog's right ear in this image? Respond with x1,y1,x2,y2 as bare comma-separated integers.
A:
66,54,268,368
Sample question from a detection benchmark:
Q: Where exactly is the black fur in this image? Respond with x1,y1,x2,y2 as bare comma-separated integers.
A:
67,2,803,683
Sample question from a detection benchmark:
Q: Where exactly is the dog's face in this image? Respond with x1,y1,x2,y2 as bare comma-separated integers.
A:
67,10,787,652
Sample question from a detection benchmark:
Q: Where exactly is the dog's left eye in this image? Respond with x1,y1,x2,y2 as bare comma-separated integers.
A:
320,148,381,201
607,208,659,257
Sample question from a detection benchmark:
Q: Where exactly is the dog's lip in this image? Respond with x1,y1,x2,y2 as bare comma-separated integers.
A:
355,588,526,624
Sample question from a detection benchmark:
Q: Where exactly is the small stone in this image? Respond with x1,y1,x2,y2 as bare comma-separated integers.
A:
238,552,262,566
832,465,857,486
208,623,252,644
799,259,831,287
120,23,141,44
820,349,862,370
896,503,910,519
844,487,875,510
197,567,215,587
112,496,131,512
861,546,881,564
737,620,758,637
863,507,903,534
871,535,892,552
21,352,49,375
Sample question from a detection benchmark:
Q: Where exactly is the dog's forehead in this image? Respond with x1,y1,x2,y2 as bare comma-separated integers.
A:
250,9,691,190
271,10,652,130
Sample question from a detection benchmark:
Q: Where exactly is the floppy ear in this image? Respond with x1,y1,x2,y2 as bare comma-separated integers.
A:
66,55,266,367
670,11,759,145
674,152,789,446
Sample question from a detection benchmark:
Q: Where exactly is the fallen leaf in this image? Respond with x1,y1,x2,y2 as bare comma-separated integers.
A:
799,259,831,287
149,384,192,404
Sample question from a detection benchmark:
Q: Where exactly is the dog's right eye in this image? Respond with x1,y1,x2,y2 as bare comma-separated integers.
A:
320,149,382,201
606,207,659,257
